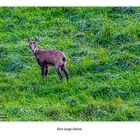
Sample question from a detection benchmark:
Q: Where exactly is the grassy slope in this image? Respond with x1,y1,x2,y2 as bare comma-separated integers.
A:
0,7,140,121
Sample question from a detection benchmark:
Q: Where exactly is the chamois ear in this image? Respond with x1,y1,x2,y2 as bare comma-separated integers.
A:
27,37,30,43
35,37,39,43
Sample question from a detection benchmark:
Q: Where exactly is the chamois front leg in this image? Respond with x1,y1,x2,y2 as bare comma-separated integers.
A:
44,66,49,77
55,65,63,81
41,65,46,78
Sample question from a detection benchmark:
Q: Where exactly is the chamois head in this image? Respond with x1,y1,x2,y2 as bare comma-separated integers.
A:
28,37,38,53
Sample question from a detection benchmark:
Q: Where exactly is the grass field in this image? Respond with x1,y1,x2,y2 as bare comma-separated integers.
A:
0,7,140,121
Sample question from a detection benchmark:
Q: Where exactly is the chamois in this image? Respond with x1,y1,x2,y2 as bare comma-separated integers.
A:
28,38,69,81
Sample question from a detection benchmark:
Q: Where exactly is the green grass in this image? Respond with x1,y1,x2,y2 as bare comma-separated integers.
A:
0,7,140,121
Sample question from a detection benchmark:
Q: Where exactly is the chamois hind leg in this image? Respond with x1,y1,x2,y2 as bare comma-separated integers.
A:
61,64,69,81
55,65,63,81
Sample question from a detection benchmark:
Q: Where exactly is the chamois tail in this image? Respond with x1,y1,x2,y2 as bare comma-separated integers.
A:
62,57,66,62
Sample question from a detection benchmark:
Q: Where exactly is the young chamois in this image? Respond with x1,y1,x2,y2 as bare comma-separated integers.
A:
28,38,69,81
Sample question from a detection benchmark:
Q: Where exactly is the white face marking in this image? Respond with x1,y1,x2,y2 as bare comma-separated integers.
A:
29,41,36,53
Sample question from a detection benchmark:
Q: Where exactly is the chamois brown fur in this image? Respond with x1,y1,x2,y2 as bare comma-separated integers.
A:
28,38,69,81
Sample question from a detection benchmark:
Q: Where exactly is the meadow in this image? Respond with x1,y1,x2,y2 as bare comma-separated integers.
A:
0,7,140,121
